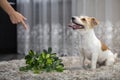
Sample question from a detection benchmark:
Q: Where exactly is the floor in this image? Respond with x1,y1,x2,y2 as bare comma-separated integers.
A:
0,57,120,80
0,53,25,61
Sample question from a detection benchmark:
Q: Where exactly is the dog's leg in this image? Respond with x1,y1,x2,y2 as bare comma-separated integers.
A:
80,52,85,69
83,57,92,69
82,55,86,68
84,58,91,68
80,48,87,69
91,52,98,70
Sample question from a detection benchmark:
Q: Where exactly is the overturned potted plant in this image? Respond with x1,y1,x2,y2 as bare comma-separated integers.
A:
19,47,64,74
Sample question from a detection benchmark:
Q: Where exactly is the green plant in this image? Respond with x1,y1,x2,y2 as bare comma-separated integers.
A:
19,47,64,73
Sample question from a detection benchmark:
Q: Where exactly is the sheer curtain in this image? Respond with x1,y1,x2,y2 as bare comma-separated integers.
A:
17,0,120,56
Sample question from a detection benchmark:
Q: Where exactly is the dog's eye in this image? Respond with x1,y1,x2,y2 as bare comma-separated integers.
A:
81,18,86,21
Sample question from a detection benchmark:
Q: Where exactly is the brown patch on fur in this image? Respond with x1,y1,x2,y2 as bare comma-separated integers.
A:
90,18,99,28
100,41,109,51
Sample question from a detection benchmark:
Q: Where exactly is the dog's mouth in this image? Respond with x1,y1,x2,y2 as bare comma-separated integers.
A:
68,21,85,30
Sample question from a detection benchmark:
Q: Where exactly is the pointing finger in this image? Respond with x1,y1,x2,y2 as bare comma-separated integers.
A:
21,20,28,30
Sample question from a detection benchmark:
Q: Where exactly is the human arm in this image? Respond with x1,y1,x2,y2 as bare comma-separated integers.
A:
0,0,28,29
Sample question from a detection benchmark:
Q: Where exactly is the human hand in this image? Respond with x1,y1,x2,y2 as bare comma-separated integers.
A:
9,11,28,29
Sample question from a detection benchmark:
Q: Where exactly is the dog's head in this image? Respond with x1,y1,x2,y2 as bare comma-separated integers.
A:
68,16,99,30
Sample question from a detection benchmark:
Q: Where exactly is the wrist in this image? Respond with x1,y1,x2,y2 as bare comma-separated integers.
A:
8,10,16,16
5,9,16,17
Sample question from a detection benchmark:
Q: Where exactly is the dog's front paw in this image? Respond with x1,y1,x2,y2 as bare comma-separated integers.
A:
88,68,96,72
82,64,90,70
82,65,87,69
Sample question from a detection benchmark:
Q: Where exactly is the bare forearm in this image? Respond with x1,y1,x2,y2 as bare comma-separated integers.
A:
0,0,15,16
0,0,28,29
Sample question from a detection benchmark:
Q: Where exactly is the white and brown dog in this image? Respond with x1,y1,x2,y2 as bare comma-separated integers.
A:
68,16,117,70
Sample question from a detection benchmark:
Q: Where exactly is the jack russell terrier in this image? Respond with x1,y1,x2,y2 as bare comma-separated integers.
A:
68,16,117,70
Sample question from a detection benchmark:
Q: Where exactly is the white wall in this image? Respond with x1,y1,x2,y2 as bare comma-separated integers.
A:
17,0,120,56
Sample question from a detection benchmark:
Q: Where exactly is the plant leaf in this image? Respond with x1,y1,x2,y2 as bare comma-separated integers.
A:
48,47,52,53
43,49,48,54
41,52,46,59
19,65,32,72
25,55,32,60
46,54,50,59
51,53,56,58
29,50,34,56
56,65,64,72
46,58,53,64
32,67,40,74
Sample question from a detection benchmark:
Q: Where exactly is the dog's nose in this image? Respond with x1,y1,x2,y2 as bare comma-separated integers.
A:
72,17,75,21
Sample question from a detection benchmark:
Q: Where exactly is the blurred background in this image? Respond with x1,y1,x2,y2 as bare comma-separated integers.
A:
0,0,120,60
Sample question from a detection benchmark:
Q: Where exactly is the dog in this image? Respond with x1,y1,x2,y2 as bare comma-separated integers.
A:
68,16,117,70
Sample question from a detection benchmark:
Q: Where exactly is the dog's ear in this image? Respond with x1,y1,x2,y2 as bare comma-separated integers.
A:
91,18,99,27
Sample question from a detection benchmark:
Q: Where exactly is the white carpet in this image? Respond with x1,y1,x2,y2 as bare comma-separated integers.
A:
0,57,120,80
